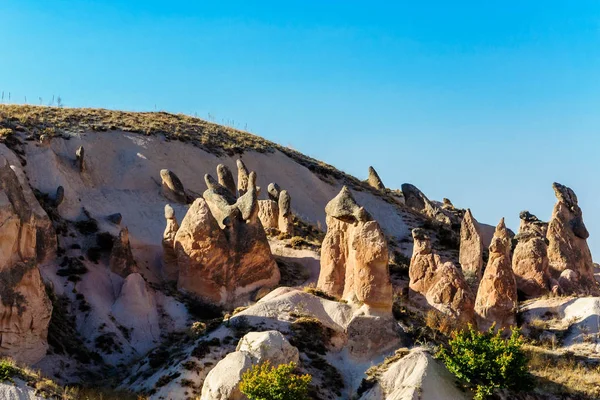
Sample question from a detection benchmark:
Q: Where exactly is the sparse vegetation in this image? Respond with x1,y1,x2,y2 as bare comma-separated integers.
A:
240,361,312,400
302,285,339,302
437,325,531,400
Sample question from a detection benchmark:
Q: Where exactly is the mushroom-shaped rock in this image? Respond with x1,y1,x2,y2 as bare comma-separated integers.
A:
367,166,385,191
277,189,293,235
216,164,237,197
475,218,517,332
236,159,250,197
160,169,187,204
512,211,549,298
546,183,599,295
267,182,281,202
459,209,484,278
162,204,180,282
317,187,393,313
75,145,85,172
110,228,138,278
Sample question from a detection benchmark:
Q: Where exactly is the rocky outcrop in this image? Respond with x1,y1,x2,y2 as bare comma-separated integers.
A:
277,190,293,235
0,157,53,364
401,183,455,225
408,229,441,296
217,164,237,197
367,166,385,191
162,205,179,282
475,219,517,332
160,169,187,204
317,187,393,313
546,183,599,295
109,228,137,277
200,331,299,400
512,211,549,298
459,209,484,278
426,262,475,324
236,159,250,196
172,163,279,306
257,199,279,230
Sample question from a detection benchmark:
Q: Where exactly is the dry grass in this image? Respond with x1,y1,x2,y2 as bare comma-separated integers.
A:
525,345,600,399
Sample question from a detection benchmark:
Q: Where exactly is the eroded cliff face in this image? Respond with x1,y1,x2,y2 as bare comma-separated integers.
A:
0,156,53,364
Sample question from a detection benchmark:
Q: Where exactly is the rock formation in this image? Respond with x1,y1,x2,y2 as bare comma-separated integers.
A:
317,187,393,313
546,183,599,295
401,183,455,225
200,331,299,400
0,157,53,364
109,228,137,277
409,228,441,296
159,169,187,204
162,204,179,281
236,159,250,196
75,145,84,172
475,219,517,332
267,182,280,202
512,211,549,298
216,164,236,197
106,212,122,225
257,199,279,230
171,163,279,306
367,166,385,191
54,186,64,207
459,209,484,278
277,189,293,235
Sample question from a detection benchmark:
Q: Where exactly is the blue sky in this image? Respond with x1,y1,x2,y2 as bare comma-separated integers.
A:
2,1,600,254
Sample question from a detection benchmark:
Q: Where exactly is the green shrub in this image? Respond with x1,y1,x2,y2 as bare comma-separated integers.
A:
0,359,20,382
240,361,311,400
437,325,531,400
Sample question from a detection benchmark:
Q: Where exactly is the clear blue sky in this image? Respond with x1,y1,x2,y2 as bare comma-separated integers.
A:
2,1,600,254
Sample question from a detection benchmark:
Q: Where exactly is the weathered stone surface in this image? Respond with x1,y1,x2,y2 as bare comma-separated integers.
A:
317,187,393,313
217,164,237,197
546,183,599,295
75,145,84,172
160,169,187,203
162,204,180,282
512,211,549,298
201,331,299,400
110,228,138,277
475,219,517,332
426,262,475,324
0,158,52,364
257,199,279,230
175,177,279,306
367,166,385,191
267,182,280,202
409,228,440,296
459,209,484,278
346,314,402,359
236,159,250,197
277,189,293,235
401,183,454,225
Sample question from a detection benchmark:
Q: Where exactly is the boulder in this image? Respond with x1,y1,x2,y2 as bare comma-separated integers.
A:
109,228,138,278
546,183,599,295
236,159,250,197
459,209,484,278
160,169,187,204
106,212,122,225
257,200,279,230
162,204,180,282
512,211,549,298
217,164,237,197
426,262,475,324
200,331,299,400
367,166,385,191
475,218,517,332
277,190,293,235
317,187,393,313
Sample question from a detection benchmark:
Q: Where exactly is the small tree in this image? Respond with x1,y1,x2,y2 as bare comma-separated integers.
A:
437,325,531,400
240,361,311,400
